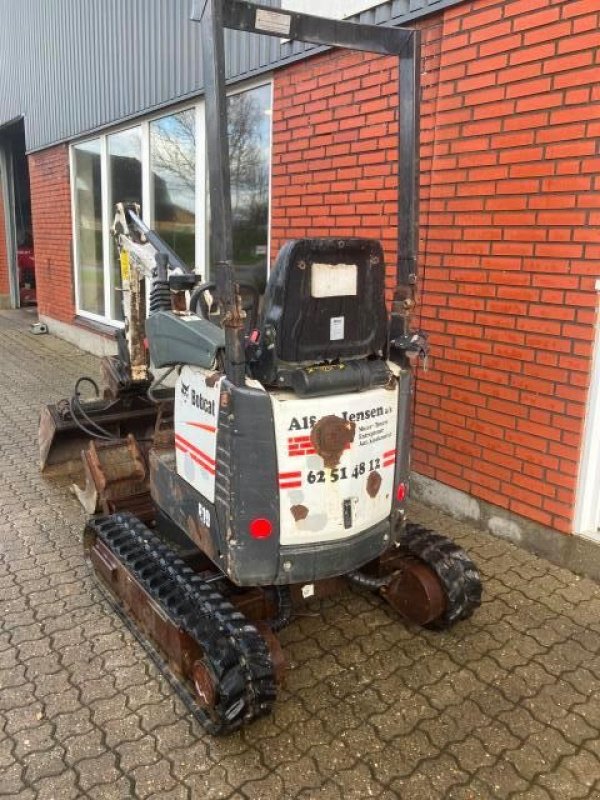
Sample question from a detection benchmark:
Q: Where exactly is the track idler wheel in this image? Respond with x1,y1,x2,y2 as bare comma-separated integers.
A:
389,524,483,630
380,558,447,627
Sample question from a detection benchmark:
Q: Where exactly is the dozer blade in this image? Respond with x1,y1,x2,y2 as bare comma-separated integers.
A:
39,396,159,482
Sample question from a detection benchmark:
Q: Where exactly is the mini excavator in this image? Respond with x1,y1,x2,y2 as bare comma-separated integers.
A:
39,0,482,734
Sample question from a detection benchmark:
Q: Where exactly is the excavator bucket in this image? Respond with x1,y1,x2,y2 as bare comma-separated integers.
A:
72,434,153,522
39,350,162,483
38,396,159,482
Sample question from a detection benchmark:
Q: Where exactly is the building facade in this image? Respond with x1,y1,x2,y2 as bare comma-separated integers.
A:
0,0,599,549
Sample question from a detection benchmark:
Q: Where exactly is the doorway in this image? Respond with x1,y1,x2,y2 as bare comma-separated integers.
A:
0,119,35,309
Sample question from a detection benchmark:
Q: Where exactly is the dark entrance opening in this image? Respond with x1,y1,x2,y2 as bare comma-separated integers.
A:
0,119,35,308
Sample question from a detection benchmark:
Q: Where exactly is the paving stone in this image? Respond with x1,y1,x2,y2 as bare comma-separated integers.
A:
22,746,67,784
1,309,600,799
181,763,233,799
75,751,122,792
33,770,81,800
131,758,178,798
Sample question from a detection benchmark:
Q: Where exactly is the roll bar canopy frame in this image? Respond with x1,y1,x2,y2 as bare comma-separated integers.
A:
191,0,420,293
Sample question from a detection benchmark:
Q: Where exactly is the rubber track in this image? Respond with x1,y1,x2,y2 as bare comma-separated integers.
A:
402,523,483,630
86,512,277,735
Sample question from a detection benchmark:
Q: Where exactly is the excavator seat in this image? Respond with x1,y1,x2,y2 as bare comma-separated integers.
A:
248,238,390,394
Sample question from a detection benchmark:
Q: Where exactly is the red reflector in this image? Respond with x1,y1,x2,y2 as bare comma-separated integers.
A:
396,482,407,502
249,518,273,539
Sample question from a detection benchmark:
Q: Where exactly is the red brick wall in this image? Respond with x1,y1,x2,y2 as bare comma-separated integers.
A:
0,181,9,298
28,144,75,322
271,0,600,534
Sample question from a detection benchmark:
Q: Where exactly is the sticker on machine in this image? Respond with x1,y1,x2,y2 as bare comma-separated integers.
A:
271,383,400,546
330,316,344,341
175,366,221,504
255,9,291,35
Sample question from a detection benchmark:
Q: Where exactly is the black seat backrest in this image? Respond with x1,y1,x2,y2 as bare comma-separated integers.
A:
249,238,388,385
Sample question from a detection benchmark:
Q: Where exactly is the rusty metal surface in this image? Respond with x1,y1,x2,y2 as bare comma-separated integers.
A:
367,469,382,498
381,556,447,626
89,538,204,687
39,395,159,480
310,415,356,468
152,401,175,451
72,435,153,522
128,272,149,383
255,622,287,686
291,504,309,521
192,660,217,710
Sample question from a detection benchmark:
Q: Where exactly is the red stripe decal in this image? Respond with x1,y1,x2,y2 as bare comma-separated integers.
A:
383,459,396,467
175,434,216,465
175,442,216,475
185,422,217,433
279,471,302,479
279,482,302,489
383,449,397,458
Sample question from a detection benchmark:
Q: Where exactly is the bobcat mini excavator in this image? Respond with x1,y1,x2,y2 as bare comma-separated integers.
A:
40,0,482,734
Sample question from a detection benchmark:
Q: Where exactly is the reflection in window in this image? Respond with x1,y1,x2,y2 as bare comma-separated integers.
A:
228,84,272,294
108,127,142,320
73,140,104,315
151,110,196,268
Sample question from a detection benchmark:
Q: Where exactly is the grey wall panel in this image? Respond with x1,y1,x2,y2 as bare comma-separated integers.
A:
0,0,461,153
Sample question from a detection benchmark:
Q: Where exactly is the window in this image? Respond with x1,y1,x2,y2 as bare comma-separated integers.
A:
73,139,104,316
281,0,378,19
107,127,142,321
150,110,196,269
71,81,272,324
228,84,272,294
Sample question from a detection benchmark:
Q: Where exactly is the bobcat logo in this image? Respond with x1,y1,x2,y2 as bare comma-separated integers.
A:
181,382,190,402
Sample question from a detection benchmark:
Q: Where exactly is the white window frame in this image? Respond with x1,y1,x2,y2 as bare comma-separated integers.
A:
70,76,273,325
574,286,600,538
70,138,115,326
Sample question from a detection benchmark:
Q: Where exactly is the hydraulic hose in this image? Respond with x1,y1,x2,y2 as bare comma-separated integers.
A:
346,570,392,591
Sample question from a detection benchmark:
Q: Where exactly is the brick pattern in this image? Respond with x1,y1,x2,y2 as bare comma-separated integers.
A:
0,180,9,297
271,48,400,289
271,0,600,534
4,309,600,799
28,144,75,323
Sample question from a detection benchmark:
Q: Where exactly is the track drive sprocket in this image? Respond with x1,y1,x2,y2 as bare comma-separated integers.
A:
400,523,482,630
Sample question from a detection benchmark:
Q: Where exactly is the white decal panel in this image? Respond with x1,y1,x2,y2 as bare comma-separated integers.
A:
174,366,221,503
311,262,357,298
255,8,291,35
271,384,399,545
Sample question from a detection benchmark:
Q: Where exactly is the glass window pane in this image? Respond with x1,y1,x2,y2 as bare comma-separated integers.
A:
73,140,104,316
107,127,142,321
228,84,272,295
150,110,196,268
